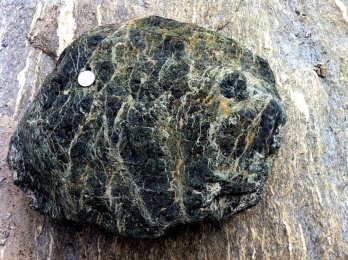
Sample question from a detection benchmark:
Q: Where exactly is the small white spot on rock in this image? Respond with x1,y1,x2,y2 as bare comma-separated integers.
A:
206,183,222,197
264,30,271,50
57,0,76,56
78,70,95,87
292,91,310,122
335,0,348,22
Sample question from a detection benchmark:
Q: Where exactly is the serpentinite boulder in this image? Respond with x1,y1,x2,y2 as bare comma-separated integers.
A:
8,16,286,238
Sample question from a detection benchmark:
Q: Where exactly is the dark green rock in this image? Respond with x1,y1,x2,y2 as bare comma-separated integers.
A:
8,16,286,238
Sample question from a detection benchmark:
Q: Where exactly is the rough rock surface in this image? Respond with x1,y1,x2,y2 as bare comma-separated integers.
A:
1,0,348,259
7,16,286,238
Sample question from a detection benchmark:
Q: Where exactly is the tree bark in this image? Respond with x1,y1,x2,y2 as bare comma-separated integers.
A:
0,0,347,259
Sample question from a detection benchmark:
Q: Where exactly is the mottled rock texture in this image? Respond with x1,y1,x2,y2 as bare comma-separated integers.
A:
1,0,348,258
8,16,285,238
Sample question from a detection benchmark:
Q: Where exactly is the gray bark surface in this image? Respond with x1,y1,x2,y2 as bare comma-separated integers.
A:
0,0,347,259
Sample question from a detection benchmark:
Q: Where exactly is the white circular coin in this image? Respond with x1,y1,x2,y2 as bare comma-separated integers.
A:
78,70,95,87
